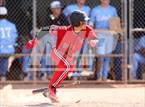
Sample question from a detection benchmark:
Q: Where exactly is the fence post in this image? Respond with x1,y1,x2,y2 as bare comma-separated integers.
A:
123,0,128,84
128,0,134,81
33,0,37,37
32,0,37,84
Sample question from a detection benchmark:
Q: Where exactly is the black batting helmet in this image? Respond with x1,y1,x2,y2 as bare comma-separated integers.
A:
69,11,89,27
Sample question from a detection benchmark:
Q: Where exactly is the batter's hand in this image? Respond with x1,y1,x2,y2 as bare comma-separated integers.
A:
89,40,98,47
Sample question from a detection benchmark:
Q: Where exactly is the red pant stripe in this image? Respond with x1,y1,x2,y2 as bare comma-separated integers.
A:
52,48,70,87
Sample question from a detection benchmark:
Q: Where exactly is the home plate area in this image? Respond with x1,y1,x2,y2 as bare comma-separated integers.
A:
0,84,145,107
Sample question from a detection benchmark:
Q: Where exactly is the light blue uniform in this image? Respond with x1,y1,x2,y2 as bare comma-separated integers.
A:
90,5,117,29
0,19,18,54
0,19,18,76
90,5,118,79
63,4,90,17
131,36,145,79
90,5,117,54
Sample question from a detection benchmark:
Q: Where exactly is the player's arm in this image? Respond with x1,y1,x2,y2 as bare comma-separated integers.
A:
87,27,98,47
25,37,37,49
49,25,67,36
113,7,118,17
49,25,59,36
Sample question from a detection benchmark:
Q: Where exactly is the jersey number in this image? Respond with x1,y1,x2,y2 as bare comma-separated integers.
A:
0,28,11,38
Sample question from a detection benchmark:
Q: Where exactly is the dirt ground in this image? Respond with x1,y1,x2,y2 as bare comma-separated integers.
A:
0,84,145,107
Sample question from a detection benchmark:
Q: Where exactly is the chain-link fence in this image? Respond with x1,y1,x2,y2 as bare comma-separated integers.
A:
0,0,144,83
129,0,145,81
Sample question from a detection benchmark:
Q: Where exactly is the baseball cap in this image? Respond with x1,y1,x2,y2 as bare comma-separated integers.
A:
0,6,7,15
50,1,62,9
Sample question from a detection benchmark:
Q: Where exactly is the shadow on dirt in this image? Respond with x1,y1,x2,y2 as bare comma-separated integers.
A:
26,103,54,107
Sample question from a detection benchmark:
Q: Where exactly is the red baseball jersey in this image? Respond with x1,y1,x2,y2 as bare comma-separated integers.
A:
49,25,96,64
